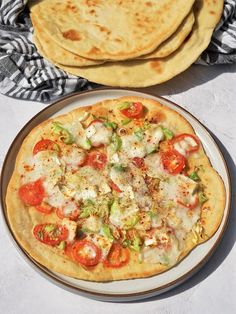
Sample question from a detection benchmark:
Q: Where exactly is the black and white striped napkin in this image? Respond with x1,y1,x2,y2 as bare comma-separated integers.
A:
0,0,235,102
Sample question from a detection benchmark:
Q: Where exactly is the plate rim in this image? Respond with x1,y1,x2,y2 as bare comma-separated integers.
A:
0,87,232,301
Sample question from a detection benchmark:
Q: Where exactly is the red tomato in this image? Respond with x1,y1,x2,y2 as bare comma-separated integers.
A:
71,240,101,267
109,180,122,193
35,202,54,214
103,243,130,268
33,139,59,155
56,207,80,221
161,150,186,175
120,102,144,119
177,195,199,210
132,157,144,168
18,179,45,206
33,223,68,246
86,151,107,170
171,134,200,154
88,119,104,127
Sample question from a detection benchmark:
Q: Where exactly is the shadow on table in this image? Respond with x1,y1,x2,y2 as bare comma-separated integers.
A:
137,135,235,303
141,63,236,96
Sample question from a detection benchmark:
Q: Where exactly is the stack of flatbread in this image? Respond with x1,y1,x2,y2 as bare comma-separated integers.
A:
29,0,224,87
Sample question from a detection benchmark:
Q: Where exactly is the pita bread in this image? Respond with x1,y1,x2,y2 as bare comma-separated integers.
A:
31,13,104,67
29,0,195,61
6,96,226,281
47,0,223,87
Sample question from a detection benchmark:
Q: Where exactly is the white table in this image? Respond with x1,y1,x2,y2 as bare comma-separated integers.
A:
0,64,236,314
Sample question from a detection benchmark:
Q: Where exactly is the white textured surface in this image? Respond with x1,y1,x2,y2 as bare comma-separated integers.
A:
0,64,236,313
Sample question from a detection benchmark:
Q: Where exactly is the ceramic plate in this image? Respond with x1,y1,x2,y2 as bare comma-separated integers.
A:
0,88,231,302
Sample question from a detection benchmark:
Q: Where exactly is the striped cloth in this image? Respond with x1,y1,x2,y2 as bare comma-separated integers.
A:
0,1,235,102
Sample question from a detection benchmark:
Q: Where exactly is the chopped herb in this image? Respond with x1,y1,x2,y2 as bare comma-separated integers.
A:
130,237,142,252
189,171,200,181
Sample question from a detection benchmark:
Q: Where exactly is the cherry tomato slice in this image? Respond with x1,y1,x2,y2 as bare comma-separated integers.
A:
88,119,104,127
33,223,68,246
86,151,107,170
33,139,59,155
103,243,130,268
35,202,54,214
161,149,186,175
18,179,45,206
171,134,200,154
120,102,144,119
177,194,199,210
132,157,144,168
56,207,80,221
109,180,122,193
71,239,101,267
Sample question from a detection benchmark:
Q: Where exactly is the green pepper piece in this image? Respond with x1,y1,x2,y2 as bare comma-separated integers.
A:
124,215,139,230
113,164,126,172
104,121,117,130
110,133,122,152
121,118,132,125
134,128,144,141
189,172,200,181
162,127,174,140
130,237,142,252
101,224,114,240
118,102,131,110
199,192,208,203
52,122,74,144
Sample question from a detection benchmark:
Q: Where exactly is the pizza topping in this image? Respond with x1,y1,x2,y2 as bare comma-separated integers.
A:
52,122,74,144
161,127,174,140
132,157,144,168
71,239,102,266
56,202,80,221
144,153,167,179
161,149,186,175
171,134,200,157
19,179,45,206
86,120,113,147
120,102,144,119
188,171,200,182
86,151,107,170
66,121,91,150
35,202,54,214
103,243,130,268
33,139,60,155
61,145,86,170
61,218,78,242
33,223,68,246
87,233,113,260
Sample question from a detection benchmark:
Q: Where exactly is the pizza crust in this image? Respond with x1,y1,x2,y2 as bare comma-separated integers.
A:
6,96,226,281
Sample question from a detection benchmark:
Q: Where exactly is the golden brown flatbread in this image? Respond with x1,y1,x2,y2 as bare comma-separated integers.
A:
29,0,195,61
6,96,226,281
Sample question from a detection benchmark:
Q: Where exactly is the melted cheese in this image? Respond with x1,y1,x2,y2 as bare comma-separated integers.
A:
86,121,112,147
62,218,77,242
173,136,197,157
61,146,86,170
121,134,147,158
87,234,113,260
144,153,167,179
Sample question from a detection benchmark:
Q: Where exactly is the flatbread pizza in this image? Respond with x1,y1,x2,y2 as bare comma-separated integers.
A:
6,96,226,281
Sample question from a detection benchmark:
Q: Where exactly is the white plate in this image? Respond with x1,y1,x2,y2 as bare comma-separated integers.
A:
1,88,231,302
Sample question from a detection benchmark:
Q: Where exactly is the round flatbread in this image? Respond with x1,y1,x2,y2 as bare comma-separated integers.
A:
48,0,223,87
6,96,225,281
31,13,104,67
137,11,195,60
29,0,195,61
